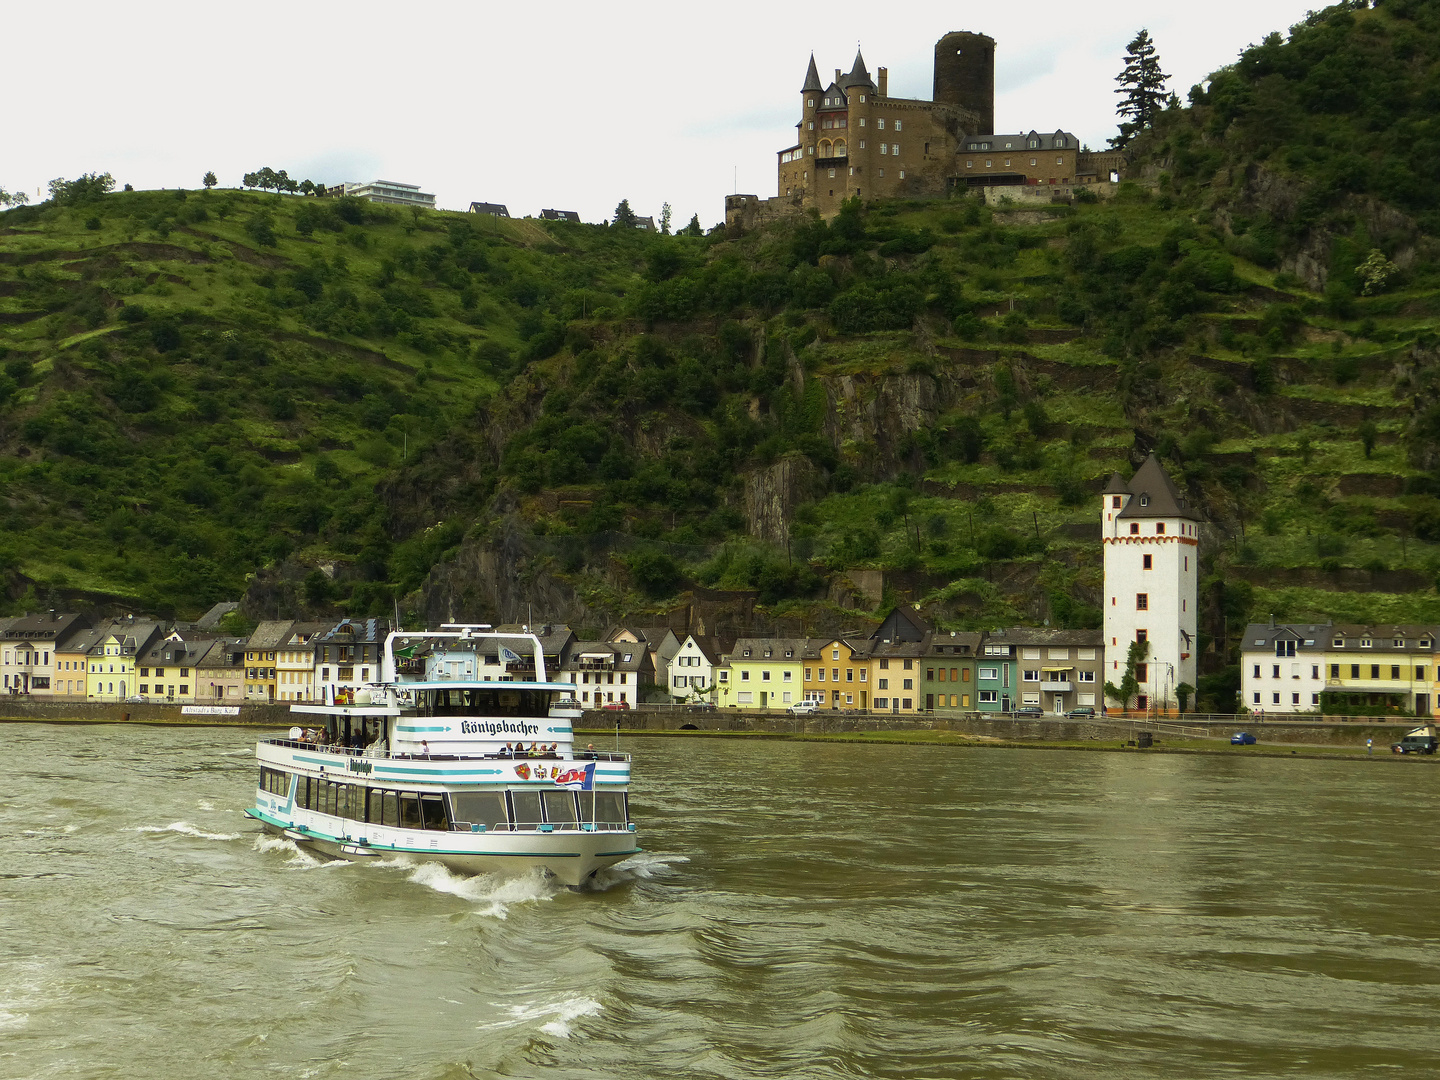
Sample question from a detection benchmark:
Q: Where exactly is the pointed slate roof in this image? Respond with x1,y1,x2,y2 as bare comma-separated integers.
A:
1102,472,1130,495
842,49,875,90
1115,454,1201,521
802,54,823,93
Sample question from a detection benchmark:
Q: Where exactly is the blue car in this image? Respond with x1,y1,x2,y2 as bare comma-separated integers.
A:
1231,732,1257,745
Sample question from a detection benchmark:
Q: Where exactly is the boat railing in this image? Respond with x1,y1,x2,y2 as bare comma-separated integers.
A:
454,820,636,834
260,737,631,763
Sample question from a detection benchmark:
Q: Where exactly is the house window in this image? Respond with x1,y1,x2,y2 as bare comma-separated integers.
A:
978,667,998,680
1136,594,1148,610
818,669,826,682
1253,664,1261,678
805,668,812,680
878,679,888,690
741,671,749,681
1372,665,1381,679
1350,664,1359,678
1023,670,1039,682
979,691,997,703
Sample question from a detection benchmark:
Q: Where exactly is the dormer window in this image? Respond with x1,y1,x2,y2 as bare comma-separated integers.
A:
1333,638,1344,647
785,650,793,658
743,649,751,657
1394,638,1405,647
1361,639,1373,648
1139,496,1149,507
1423,639,1433,648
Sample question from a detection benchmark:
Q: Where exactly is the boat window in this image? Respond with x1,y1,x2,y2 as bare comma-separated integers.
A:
585,791,629,828
509,790,542,831
399,793,424,830
542,790,578,826
450,791,508,831
346,785,366,822
381,790,400,828
420,794,448,831
427,687,551,717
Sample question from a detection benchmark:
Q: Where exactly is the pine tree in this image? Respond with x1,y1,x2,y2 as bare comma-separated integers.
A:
1110,29,1170,148
612,198,637,228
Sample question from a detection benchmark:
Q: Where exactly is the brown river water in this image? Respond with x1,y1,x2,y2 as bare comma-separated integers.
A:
2,723,1438,1079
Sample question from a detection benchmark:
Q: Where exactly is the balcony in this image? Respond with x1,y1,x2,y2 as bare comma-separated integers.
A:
1040,680,1073,693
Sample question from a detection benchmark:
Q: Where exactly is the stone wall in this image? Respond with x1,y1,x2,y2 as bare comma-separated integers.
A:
0,699,293,726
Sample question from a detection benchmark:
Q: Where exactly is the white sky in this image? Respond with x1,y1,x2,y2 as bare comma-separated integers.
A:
4,0,1315,227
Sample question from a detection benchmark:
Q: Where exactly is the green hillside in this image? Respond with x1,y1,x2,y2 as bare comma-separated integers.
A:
4,0,1440,709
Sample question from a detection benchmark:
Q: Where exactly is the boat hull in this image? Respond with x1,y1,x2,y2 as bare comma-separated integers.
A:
249,810,640,887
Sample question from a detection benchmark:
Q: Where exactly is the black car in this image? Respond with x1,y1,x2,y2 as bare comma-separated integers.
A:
1065,706,1096,719
1012,706,1044,718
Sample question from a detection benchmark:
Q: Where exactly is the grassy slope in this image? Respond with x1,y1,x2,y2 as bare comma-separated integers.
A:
3,2,1440,716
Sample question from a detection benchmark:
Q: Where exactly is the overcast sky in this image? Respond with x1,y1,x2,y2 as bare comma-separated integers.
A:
6,0,1317,226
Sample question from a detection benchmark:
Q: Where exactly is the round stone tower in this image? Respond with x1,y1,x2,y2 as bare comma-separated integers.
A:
933,31,995,136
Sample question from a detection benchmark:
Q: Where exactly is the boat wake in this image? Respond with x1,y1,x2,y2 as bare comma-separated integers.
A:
133,821,241,842
403,862,561,918
478,995,602,1039
583,851,689,891
251,834,341,869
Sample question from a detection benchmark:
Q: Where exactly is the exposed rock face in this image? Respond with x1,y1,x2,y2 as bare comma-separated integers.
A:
743,454,825,544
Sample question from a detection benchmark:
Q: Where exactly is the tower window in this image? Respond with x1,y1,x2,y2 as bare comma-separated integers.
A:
1142,554,1152,570
1112,496,1122,508
1156,523,1165,534
1129,523,1139,535
1136,594,1149,611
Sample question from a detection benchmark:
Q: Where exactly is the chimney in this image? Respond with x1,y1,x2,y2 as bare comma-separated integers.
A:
878,66,888,96
835,68,842,85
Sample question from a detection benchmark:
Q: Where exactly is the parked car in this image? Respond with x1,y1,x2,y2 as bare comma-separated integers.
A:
1012,706,1044,718
1391,732,1438,754
789,701,819,716
687,701,716,711
600,701,631,711
1231,732,1257,745
1065,706,1096,719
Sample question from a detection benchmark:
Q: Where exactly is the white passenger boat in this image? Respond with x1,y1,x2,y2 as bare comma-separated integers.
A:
245,625,639,886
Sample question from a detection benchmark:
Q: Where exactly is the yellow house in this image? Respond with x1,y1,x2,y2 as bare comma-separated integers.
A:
85,620,163,701
720,638,806,710
802,637,870,710
1322,624,1440,717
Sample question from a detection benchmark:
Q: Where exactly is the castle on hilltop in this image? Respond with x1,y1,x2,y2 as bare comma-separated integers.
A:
727,32,1125,227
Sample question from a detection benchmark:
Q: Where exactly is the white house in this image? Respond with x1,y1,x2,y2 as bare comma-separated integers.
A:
1241,622,1329,715
668,635,732,702
1102,455,1201,713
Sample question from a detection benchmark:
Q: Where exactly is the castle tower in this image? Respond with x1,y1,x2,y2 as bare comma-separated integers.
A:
1102,455,1201,713
933,31,995,135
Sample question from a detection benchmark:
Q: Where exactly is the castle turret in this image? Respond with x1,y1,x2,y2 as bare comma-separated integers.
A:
933,31,995,135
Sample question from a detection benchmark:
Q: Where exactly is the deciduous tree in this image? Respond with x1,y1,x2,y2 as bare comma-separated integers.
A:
659,202,672,235
202,171,218,190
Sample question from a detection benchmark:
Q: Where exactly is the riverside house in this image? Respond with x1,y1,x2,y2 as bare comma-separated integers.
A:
558,641,655,707
802,637,870,709
669,634,732,703
276,621,330,702
721,638,806,710
1241,622,1329,715
314,618,388,702
920,631,981,711
865,607,933,714
1322,624,1438,717
996,627,1104,715
245,620,295,702
85,619,164,701
1,612,89,697
137,630,212,702
195,637,247,702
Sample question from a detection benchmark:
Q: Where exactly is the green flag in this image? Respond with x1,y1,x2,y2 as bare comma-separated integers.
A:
395,644,417,660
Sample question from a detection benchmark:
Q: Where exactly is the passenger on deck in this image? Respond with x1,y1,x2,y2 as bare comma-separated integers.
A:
420,739,431,758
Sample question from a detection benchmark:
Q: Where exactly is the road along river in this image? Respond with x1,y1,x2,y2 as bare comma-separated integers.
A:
2,723,1438,1079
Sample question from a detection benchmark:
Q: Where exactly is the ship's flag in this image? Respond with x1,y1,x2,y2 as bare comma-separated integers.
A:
556,762,596,790
395,644,418,660
500,646,523,664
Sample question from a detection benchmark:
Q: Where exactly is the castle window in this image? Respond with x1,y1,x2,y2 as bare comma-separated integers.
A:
823,119,832,129
859,118,866,127
808,121,814,130
859,140,865,149
822,96,829,106
966,160,972,168
1058,158,1064,165
807,98,814,108
1031,158,1037,166
1030,139,1039,148
893,144,900,156
1005,159,1010,167
877,118,885,130
879,144,887,155
878,169,884,177
828,169,835,178
985,160,992,168
898,170,905,179
808,146,814,154
859,94,865,102
894,120,902,131
838,118,847,128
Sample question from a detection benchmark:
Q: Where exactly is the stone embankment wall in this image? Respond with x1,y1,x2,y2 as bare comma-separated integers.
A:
582,709,1416,747
0,699,292,726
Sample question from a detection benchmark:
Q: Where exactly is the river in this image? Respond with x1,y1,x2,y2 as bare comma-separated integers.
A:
2,724,1438,1079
